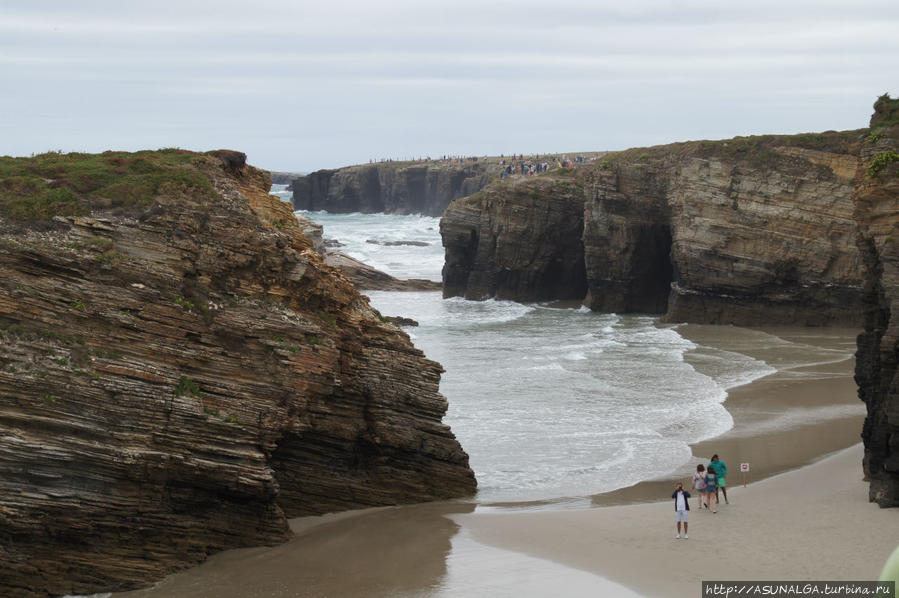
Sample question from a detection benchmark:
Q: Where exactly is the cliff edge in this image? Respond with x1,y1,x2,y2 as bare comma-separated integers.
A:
442,130,864,327
853,94,899,507
292,160,500,216
0,149,475,597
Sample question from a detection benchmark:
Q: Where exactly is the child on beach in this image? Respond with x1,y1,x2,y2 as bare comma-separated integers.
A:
704,466,718,513
672,482,691,539
692,464,707,509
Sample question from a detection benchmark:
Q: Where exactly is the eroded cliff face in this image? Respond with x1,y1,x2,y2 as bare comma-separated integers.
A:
441,176,587,302
443,131,864,327
853,95,899,507
0,150,475,597
292,161,498,216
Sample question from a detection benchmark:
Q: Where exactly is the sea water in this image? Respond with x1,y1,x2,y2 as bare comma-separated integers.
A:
282,186,850,504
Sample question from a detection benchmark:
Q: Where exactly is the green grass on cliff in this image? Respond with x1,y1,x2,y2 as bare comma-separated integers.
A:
598,129,864,174
867,150,899,178
871,93,899,128
0,149,218,222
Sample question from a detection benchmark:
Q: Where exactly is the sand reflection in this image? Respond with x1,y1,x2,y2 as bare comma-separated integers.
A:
116,501,473,598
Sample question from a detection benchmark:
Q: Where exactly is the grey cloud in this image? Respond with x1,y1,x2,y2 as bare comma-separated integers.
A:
1,0,897,170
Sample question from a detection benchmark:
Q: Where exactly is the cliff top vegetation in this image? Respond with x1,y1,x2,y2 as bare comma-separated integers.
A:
307,152,607,175
870,93,899,128
0,149,224,224
596,129,864,175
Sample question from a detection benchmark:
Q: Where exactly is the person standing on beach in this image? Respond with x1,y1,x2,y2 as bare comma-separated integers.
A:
692,464,707,509
704,466,718,513
672,482,691,539
709,455,728,504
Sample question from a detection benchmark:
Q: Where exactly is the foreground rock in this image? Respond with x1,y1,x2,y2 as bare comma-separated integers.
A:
442,130,864,326
292,160,500,216
0,149,475,597
853,94,899,507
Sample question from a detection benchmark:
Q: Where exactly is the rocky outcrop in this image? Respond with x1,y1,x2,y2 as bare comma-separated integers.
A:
294,213,441,292
269,171,304,186
294,212,325,253
441,176,587,302
292,161,499,216
322,251,441,292
0,150,475,597
853,94,899,507
442,131,864,326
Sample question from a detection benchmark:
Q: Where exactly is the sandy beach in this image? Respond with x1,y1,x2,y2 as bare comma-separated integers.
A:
115,327,897,598
458,443,895,598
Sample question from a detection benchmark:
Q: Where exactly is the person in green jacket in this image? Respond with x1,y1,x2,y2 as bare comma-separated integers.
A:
709,455,729,504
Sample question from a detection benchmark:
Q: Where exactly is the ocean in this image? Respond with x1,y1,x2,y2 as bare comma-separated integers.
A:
286,194,793,504
90,188,861,598
271,183,862,504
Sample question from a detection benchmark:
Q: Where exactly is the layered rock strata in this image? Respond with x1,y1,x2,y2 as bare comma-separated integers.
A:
853,94,899,507
442,131,864,326
292,161,499,216
441,176,587,301
0,150,475,597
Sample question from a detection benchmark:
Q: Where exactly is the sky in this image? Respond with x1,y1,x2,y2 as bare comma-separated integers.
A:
2,0,898,173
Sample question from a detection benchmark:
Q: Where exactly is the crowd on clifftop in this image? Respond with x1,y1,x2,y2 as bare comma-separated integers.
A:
499,154,592,178
367,154,596,176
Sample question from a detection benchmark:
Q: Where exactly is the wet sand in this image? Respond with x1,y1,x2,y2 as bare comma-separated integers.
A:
458,443,895,598
593,326,864,506
114,327,888,598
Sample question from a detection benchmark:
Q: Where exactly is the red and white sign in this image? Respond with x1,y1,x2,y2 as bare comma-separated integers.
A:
740,462,750,472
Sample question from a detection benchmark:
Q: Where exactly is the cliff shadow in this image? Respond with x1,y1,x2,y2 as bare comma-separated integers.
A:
114,502,475,598
584,221,674,314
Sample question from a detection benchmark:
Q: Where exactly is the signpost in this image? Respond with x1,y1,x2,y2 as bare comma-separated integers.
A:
740,462,750,487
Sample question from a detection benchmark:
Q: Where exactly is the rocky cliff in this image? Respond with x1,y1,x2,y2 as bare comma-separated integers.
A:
853,94,899,507
442,130,864,327
269,171,304,185
441,175,587,302
0,149,475,597
292,161,499,216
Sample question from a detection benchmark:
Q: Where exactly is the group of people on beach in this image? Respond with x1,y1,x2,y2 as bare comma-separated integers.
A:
671,454,728,539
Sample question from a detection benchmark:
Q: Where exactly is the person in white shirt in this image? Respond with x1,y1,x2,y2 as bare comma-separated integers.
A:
672,482,691,539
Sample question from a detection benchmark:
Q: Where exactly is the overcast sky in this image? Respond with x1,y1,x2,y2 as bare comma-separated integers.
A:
3,0,898,172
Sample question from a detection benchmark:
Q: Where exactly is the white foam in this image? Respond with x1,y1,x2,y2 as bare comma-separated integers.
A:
309,212,787,503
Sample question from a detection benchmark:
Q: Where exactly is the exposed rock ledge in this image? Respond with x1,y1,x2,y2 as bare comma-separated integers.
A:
0,149,475,597
442,129,864,327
